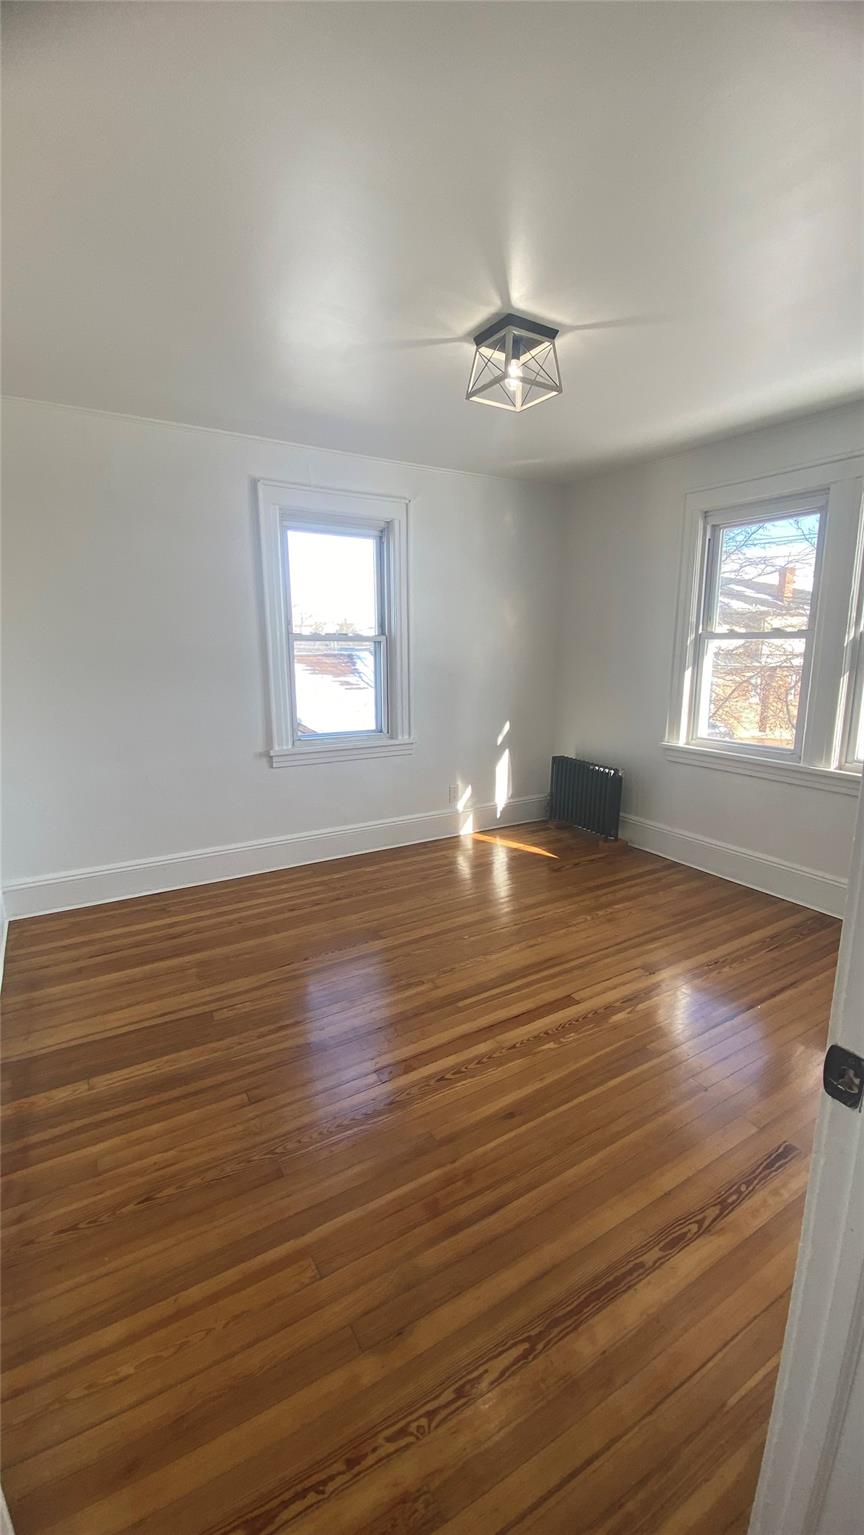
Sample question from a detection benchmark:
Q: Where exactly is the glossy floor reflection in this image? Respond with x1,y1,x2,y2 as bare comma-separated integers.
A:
0,825,839,1535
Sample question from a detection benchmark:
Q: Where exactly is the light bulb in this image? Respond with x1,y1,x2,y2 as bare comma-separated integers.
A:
505,358,523,392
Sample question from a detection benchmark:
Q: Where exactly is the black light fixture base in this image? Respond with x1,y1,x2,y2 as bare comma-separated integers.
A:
472,312,560,350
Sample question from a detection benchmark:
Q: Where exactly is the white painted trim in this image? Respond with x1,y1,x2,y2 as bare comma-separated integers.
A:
6,394,862,491
256,479,413,764
270,737,416,768
685,455,864,514
0,894,8,992
3,795,550,919
1,393,556,489
661,743,861,796
620,812,847,917
748,716,864,1535
0,1487,16,1535
836,475,864,773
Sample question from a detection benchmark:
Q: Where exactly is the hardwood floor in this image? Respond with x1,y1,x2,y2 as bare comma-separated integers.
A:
0,825,840,1535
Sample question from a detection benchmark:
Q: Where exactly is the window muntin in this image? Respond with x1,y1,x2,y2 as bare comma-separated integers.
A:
689,503,825,757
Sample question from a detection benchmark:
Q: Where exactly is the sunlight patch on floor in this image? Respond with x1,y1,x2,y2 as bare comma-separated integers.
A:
472,832,559,858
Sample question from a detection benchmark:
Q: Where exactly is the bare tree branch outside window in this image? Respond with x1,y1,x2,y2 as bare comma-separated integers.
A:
700,514,819,750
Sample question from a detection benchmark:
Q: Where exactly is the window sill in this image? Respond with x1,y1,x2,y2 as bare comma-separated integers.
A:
270,737,416,768
661,743,861,796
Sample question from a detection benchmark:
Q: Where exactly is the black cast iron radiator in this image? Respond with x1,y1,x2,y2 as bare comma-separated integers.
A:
549,755,623,840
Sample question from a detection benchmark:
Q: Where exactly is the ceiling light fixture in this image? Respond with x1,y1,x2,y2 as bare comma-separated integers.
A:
466,312,562,412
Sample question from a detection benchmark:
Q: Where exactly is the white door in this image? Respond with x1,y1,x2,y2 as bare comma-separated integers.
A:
749,779,864,1534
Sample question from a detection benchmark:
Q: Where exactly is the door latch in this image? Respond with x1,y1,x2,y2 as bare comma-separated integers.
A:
823,1044,864,1111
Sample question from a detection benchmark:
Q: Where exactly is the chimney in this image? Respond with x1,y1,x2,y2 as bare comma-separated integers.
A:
778,565,795,603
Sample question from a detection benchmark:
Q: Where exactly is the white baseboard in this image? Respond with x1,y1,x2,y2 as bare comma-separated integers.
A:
6,799,845,922
4,795,550,919
0,894,8,991
621,812,847,918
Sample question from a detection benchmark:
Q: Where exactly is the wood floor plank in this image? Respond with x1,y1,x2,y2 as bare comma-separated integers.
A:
0,825,838,1534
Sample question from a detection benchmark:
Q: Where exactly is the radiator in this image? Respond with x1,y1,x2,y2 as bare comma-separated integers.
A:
549,755,623,840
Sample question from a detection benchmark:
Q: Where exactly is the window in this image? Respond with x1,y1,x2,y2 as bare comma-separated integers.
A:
838,521,864,771
257,481,412,766
288,528,383,738
845,676,864,769
690,503,824,757
666,458,864,791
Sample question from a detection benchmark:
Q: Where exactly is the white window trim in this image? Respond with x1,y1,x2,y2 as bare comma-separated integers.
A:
837,497,864,772
688,488,828,764
257,480,414,767
661,743,860,796
665,453,864,791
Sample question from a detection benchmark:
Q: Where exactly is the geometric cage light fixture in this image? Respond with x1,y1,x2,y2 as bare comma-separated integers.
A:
466,312,562,412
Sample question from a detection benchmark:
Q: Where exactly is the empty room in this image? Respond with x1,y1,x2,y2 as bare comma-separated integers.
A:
2,3,864,1534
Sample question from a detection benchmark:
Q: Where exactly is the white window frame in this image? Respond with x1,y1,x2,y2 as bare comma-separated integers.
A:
665,455,864,795
257,480,413,767
688,490,827,763
837,505,864,772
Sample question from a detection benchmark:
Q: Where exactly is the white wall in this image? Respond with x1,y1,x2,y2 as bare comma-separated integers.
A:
0,436,7,969
1,398,565,913
557,401,864,915
5,396,863,920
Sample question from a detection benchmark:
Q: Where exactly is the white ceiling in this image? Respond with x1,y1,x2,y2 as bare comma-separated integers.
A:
3,1,862,480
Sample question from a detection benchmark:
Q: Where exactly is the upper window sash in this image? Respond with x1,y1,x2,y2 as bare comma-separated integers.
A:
700,498,825,635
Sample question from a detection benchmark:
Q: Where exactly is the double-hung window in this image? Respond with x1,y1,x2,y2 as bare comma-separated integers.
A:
843,662,864,771
666,456,864,789
257,481,412,766
690,499,824,757
838,523,864,772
